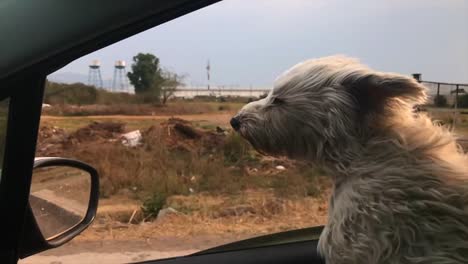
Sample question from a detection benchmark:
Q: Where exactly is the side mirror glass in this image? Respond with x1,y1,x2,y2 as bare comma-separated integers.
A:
19,157,99,258
29,165,91,240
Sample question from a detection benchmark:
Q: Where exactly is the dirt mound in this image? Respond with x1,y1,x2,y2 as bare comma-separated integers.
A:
37,121,126,156
144,118,226,153
174,123,202,139
37,125,68,156
68,122,125,143
37,118,227,157
38,125,67,142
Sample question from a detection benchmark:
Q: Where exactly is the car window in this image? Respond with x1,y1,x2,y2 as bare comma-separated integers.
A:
21,0,468,263
0,98,10,182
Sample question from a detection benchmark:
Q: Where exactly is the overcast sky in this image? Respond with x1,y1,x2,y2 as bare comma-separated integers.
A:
52,0,468,88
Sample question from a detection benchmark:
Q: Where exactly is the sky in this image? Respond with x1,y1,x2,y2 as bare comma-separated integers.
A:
51,0,468,88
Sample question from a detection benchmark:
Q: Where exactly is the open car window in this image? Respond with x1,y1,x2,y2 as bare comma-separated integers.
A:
20,0,468,263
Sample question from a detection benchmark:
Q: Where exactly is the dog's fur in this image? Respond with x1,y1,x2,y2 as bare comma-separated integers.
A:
233,55,468,263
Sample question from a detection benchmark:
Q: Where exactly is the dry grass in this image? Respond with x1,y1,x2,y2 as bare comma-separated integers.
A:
42,101,243,117
37,117,330,199
41,113,235,132
426,109,468,136
36,116,332,243
35,106,468,244
78,189,329,242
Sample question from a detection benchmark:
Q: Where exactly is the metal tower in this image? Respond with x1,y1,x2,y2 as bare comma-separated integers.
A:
88,60,103,88
112,60,130,93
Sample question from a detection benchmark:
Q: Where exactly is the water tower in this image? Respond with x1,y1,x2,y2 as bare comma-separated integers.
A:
112,60,130,93
88,60,103,88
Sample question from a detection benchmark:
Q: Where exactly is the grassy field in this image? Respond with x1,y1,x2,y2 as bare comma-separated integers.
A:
41,113,234,132
38,102,331,215
34,102,468,246
38,105,468,199
426,108,468,135
42,100,244,116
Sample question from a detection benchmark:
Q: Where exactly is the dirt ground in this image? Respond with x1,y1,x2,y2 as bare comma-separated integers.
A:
27,112,330,263
22,189,329,263
40,113,234,132
23,110,468,264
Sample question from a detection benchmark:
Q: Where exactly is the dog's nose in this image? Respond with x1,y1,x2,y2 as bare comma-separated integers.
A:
230,117,241,131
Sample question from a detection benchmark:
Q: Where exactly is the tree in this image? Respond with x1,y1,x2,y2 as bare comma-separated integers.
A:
127,53,164,94
433,95,448,107
160,71,184,104
457,94,468,108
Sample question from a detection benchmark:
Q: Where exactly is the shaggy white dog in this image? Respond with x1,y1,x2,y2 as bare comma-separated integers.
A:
231,55,468,264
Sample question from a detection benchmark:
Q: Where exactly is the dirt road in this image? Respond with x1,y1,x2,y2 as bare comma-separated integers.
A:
20,250,195,264
42,113,233,125
40,113,235,133
19,235,244,264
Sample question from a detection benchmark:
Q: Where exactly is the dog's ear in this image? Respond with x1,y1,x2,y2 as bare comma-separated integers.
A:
347,72,427,113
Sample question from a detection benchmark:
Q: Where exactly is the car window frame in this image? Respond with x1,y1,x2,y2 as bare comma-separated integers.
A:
0,72,46,264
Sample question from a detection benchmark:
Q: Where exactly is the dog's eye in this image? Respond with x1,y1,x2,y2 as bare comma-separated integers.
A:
272,97,284,105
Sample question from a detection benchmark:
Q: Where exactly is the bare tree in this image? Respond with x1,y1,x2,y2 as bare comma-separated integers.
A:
160,71,185,104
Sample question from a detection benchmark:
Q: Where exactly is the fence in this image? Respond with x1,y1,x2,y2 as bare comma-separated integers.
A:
412,74,468,132
421,81,468,107
413,74,468,107
174,77,468,106
173,86,270,99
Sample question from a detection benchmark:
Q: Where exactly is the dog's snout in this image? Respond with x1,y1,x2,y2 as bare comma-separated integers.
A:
230,117,241,131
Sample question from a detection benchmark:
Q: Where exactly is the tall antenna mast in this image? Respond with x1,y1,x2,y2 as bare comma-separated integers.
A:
206,60,211,90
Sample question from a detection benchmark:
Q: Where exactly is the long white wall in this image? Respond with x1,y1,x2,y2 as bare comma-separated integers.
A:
173,88,270,98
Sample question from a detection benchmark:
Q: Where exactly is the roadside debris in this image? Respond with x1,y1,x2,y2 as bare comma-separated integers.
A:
37,118,229,156
275,165,286,171
156,207,179,221
69,121,125,143
121,130,142,147
36,125,67,155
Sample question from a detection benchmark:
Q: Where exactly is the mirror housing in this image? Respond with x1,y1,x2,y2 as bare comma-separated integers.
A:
19,157,99,258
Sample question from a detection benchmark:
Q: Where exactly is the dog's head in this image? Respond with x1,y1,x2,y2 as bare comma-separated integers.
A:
231,55,427,162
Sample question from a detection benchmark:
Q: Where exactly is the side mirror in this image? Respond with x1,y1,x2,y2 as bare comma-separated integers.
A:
19,157,99,258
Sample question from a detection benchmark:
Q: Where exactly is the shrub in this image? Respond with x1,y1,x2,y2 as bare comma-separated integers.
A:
141,192,167,219
44,80,161,106
433,95,447,107
44,82,98,105
223,132,252,164
457,94,468,108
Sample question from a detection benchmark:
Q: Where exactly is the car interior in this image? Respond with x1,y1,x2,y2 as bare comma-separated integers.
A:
4,1,466,263
0,1,326,263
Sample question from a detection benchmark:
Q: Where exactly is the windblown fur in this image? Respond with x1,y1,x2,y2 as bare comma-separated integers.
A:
232,55,468,264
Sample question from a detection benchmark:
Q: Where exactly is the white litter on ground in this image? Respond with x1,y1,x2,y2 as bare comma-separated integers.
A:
275,165,286,171
121,130,142,147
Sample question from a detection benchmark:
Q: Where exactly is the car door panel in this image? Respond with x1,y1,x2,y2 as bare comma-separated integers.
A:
136,240,324,264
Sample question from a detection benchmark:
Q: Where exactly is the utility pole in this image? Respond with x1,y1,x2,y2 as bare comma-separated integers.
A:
206,60,210,90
